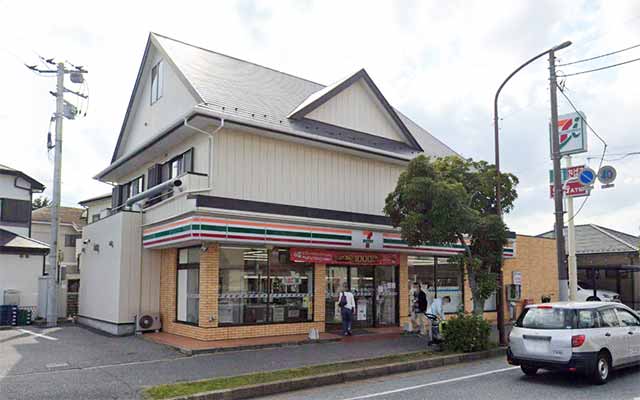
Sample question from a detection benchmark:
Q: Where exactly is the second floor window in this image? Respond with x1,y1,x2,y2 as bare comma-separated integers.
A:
150,60,163,104
122,175,145,202
0,198,31,224
64,234,81,247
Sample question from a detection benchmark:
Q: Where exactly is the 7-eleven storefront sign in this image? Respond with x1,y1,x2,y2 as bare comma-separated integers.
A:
142,215,516,258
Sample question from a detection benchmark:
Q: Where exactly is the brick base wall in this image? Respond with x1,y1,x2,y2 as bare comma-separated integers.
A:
463,235,558,321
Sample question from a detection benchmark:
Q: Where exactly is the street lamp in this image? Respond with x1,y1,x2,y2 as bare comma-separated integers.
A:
493,40,572,346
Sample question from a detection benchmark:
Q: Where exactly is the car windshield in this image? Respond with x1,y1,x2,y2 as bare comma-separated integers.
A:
517,307,575,329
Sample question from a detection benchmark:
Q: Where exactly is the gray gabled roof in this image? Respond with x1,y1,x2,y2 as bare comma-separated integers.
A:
110,33,456,165
538,224,639,255
0,228,49,254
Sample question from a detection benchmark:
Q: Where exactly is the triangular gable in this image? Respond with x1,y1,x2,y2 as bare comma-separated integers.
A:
288,69,423,151
110,33,202,163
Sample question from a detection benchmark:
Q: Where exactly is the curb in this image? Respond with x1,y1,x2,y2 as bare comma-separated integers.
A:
167,347,506,400
158,337,343,356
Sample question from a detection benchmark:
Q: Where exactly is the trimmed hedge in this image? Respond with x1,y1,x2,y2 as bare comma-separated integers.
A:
442,313,491,353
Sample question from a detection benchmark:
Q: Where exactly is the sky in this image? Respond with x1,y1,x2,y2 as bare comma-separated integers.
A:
0,0,638,237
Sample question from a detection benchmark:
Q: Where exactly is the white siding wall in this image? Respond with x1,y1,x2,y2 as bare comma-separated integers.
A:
116,133,208,186
116,47,198,159
306,79,406,143
79,211,158,324
212,129,404,216
85,198,112,223
0,175,33,237
0,253,43,308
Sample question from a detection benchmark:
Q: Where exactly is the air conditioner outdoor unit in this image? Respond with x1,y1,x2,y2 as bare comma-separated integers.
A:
136,313,161,333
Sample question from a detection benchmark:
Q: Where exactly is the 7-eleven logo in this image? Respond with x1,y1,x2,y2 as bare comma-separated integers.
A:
362,231,374,248
557,116,582,149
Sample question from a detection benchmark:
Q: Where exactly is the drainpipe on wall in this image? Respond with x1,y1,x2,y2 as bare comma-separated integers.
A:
183,115,225,191
124,178,184,332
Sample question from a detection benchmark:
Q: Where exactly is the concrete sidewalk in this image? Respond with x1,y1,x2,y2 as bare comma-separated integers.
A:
144,327,403,355
0,325,432,400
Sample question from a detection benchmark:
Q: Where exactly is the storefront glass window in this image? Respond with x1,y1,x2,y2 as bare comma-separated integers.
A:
269,250,314,323
435,260,463,314
177,247,200,324
218,247,313,326
408,256,462,314
408,256,435,309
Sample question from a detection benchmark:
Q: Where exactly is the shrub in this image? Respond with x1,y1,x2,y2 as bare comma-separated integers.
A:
442,313,491,353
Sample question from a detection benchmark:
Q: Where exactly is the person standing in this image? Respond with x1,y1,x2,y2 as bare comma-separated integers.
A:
426,296,451,344
338,284,356,336
410,282,428,335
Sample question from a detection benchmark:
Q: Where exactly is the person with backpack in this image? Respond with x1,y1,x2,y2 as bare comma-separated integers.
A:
410,282,428,335
338,283,355,336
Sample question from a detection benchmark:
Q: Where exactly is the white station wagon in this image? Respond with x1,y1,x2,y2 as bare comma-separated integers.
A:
507,302,640,384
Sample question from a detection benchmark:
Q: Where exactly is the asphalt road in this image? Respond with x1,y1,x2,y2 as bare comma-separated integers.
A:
0,325,429,400
257,356,640,400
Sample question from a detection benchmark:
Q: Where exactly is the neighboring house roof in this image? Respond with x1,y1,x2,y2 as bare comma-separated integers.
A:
538,224,639,255
78,193,112,207
0,228,49,254
109,33,456,167
32,206,86,229
0,163,45,192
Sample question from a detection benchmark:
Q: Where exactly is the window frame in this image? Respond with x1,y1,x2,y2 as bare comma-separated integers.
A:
175,246,201,325
598,307,621,328
217,247,315,327
150,60,163,105
64,234,81,247
407,256,464,315
615,307,640,327
121,175,145,204
0,198,31,224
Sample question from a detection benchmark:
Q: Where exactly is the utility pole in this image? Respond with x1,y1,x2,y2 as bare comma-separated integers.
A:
565,156,578,301
25,59,87,327
492,40,571,345
549,50,569,302
44,63,65,327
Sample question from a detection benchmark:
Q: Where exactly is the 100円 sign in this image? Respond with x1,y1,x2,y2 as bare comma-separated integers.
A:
550,111,588,157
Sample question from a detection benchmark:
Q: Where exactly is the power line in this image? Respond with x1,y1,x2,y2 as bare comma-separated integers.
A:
558,56,640,77
558,43,640,66
556,84,608,223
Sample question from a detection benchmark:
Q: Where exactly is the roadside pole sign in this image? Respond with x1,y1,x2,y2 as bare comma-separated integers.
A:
598,165,617,186
549,165,590,198
549,112,588,158
578,167,596,186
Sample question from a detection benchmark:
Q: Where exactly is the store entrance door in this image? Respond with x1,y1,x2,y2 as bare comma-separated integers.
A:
325,265,398,330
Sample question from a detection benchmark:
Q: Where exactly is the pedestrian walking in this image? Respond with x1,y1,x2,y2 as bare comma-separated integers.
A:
338,284,355,336
410,282,428,335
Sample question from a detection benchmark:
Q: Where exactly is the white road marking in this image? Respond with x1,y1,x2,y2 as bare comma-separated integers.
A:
341,366,520,400
16,329,58,341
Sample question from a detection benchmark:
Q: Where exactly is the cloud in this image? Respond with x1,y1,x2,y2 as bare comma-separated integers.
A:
0,0,638,237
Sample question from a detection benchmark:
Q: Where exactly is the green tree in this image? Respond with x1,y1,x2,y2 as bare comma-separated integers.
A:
32,196,50,210
384,155,519,315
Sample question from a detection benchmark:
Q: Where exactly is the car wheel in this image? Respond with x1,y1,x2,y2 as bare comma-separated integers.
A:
521,365,538,376
586,296,601,302
591,352,610,385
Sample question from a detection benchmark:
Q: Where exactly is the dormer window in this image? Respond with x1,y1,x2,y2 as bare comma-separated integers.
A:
150,60,164,104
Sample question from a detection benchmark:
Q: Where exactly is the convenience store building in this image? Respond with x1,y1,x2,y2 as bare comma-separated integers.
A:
78,33,556,340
